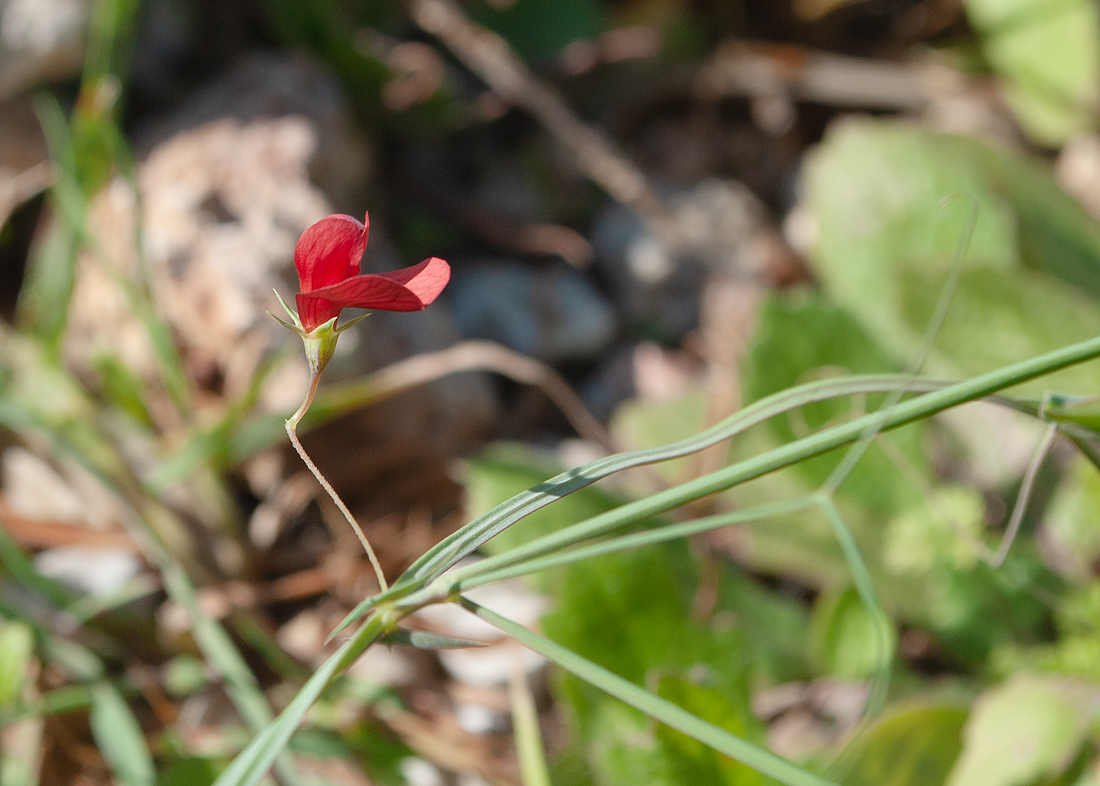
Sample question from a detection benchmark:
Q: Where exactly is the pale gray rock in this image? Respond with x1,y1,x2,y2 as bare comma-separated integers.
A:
450,260,618,362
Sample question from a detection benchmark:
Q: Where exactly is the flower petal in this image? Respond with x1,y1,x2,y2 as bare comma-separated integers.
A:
294,293,343,334
294,213,369,293
295,257,451,331
367,257,451,305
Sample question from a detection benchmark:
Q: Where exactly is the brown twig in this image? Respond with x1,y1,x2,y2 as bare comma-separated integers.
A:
406,0,683,247
696,41,930,111
0,162,56,228
317,339,616,453
0,495,136,551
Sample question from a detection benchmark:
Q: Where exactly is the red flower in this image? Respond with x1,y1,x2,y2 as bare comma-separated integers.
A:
294,212,450,333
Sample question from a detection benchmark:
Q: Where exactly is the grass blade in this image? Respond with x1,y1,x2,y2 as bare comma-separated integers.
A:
510,665,550,786
89,682,155,786
329,375,972,635
451,498,818,590
416,334,1100,599
212,613,386,786
398,328,1100,592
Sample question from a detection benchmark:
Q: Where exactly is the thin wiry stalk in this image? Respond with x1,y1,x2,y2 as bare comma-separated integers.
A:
286,371,389,592
990,422,1059,567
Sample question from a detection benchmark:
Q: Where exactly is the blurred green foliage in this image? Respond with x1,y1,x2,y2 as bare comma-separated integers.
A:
3,0,1100,783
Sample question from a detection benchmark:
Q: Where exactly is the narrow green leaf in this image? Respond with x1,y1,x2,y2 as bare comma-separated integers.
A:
212,614,386,786
0,620,35,706
428,334,1100,593
393,376,959,596
90,683,155,786
511,670,551,786
18,97,84,346
816,498,894,718
453,498,817,591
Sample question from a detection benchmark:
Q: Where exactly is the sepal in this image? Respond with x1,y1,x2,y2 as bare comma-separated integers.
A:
335,313,370,333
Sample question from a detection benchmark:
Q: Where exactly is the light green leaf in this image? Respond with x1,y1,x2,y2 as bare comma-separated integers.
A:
90,683,156,786
964,0,1100,145
805,119,1100,396
809,588,884,681
947,675,1093,786
883,486,985,576
611,389,709,484
0,620,35,706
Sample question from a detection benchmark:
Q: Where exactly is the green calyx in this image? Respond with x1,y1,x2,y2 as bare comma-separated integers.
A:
300,320,339,377
269,290,372,379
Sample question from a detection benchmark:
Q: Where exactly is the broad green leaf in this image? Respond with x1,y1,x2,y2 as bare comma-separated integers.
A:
805,119,1100,396
809,588,884,681
656,676,768,786
947,675,1094,786
964,0,1100,145
741,290,927,515
160,757,219,786
611,388,709,484
843,702,968,786
897,265,1100,395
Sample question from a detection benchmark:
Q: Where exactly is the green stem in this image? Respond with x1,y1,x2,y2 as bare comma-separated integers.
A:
444,498,817,592
431,333,1100,593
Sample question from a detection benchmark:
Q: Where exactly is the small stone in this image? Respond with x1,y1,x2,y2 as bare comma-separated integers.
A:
34,546,141,597
450,261,618,362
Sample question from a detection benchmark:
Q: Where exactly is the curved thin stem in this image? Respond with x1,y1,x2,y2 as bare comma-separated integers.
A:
286,373,389,592
989,422,1059,568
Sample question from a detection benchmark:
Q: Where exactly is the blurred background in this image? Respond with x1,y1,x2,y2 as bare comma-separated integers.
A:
2,0,1100,784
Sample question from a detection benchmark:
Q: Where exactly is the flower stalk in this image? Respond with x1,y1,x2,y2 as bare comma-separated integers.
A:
272,212,451,593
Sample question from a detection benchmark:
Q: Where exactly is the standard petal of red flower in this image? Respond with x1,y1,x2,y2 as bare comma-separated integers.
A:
295,257,451,331
294,213,369,293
